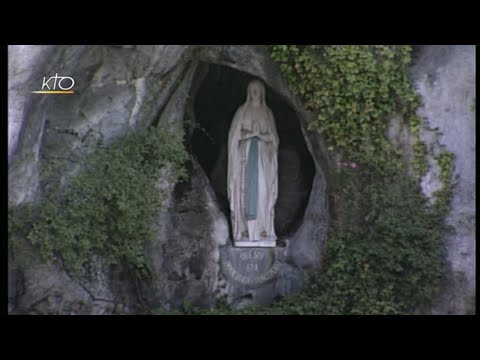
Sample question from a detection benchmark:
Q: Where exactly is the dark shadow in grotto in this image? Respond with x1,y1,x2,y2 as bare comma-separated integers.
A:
189,63,315,239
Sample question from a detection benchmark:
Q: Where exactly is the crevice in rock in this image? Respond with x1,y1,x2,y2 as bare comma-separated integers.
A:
150,61,192,128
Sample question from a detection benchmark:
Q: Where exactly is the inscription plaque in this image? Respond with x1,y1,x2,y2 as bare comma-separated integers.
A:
220,248,281,285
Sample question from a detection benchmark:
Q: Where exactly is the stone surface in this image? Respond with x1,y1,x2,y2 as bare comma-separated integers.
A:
13,260,116,315
8,45,475,314
275,148,313,236
143,159,228,310
220,246,286,307
8,45,57,165
409,45,476,314
11,45,473,314
8,45,197,313
287,172,329,269
5,45,328,314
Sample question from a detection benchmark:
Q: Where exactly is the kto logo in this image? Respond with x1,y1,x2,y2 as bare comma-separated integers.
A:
32,73,75,94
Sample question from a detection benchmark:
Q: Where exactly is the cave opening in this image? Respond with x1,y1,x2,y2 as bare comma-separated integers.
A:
190,63,315,239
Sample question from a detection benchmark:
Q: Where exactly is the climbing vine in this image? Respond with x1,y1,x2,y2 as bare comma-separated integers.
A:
412,141,429,177
433,151,455,214
270,46,418,158
9,126,188,277
267,45,451,314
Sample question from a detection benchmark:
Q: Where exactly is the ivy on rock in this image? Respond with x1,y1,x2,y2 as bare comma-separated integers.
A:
9,126,188,277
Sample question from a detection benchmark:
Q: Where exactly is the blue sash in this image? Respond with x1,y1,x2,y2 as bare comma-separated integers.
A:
245,136,259,220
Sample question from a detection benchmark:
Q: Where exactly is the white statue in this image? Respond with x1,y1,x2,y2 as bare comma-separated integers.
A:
227,80,279,247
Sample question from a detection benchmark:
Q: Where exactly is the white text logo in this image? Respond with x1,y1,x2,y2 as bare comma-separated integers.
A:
32,73,75,94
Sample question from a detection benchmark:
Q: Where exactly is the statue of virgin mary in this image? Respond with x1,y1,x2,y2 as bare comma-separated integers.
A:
227,80,279,247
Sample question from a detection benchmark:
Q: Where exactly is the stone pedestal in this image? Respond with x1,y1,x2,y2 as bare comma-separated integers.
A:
234,240,276,248
218,244,303,308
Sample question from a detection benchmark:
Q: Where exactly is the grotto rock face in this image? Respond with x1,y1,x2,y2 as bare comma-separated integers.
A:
8,45,329,314
9,45,474,314
409,45,476,314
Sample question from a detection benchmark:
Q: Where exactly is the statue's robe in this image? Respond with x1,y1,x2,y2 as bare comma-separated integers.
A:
227,81,279,246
